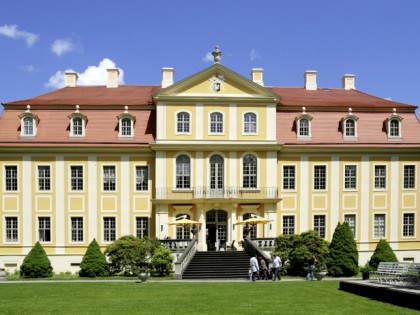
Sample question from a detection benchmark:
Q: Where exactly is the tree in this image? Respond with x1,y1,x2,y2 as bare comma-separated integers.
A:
105,235,161,276
274,230,329,276
79,239,109,277
20,242,53,278
369,239,398,270
327,222,359,277
151,246,174,276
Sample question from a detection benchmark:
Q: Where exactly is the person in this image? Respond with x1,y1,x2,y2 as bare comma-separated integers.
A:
272,253,282,281
307,256,316,280
250,254,259,281
258,256,268,280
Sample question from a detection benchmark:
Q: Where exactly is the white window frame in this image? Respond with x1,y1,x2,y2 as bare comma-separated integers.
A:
175,111,191,135
102,165,117,192
135,217,149,239
69,165,84,192
19,113,38,138
344,214,357,239
173,153,193,190
135,165,149,192
242,112,258,135
343,117,358,139
38,216,52,243
68,113,87,138
207,153,226,190
313,214,326,238
374,165,387,190
70,216,84,243
4,165,19,192
295,114,313,139
118,112,135,138
4,216,19,243
241,153,259,190
102,216,117,243
403,164,416,190
373,213,386,239
282,215,295,235
313,165,327,191
402,212,415,238
37,164,52,192
387,118,402,138
282,165,296,191
209,111,224,135
343,164,357,190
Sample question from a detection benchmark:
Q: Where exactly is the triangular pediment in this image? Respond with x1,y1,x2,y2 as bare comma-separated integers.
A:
153,64,280,103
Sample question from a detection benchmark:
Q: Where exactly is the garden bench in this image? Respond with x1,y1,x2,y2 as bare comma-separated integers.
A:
370,262,411,285
400,263,420,289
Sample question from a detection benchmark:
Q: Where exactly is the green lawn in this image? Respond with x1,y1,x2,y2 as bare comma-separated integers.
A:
0,281,417,314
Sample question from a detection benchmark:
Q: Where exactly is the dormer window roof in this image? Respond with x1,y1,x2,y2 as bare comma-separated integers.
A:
68,105,88,137
386,108,403,139
295,107,313,139
341,108,359,139
118,106,136,138
19,105,39,138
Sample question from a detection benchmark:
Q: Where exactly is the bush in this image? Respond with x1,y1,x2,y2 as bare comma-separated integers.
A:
327,222,359,277
79,239,109,277
369,239,398,270
20,242,53,278
105,236,161,276
274,230,329,276
151,246,174,276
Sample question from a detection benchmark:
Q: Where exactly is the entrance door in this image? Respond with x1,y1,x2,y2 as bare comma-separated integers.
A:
210,155,224,197
206,210,227,251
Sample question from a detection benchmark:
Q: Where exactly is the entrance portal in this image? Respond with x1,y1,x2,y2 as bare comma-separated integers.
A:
206,209,227,251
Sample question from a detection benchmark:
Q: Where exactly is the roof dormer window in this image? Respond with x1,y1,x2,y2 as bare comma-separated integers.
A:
386,108,402,139
118,106,135,138
342,108,359,139
295,107,312,139
69,105,87,137
19,105,39,138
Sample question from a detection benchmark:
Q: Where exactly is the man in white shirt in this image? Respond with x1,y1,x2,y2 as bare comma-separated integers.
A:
272,254,282,281
250,254,259,281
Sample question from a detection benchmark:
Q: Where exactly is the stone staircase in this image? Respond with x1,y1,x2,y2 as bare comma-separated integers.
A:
182,251,251,279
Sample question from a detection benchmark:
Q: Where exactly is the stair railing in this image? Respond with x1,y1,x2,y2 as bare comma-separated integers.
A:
173,235,198,280
243,236,272,267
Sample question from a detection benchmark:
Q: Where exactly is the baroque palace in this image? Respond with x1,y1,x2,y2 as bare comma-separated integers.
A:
1,48,420,272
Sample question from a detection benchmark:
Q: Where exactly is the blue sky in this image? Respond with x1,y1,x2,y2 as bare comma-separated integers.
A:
1,0,420,116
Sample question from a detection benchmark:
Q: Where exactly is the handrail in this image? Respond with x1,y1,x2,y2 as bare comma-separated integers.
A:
243,236,272,267
173,236,197,280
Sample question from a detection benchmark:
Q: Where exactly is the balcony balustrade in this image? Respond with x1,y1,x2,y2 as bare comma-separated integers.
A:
154,186,278,200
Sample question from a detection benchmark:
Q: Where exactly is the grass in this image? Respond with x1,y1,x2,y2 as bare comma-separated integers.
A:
0,281,417,314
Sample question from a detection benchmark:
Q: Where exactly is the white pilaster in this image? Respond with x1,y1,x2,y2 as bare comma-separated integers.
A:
88,155,98,242
390,155,399,249
197,204,206,251
195,152,204,198
229,152,237,189
360,156,370,250
156,204,169,239
330,156,339,236
267,104,276,141
155,152,166,198
22,156,32,253
266,152,277,196
55,155,65,254
264,203,277,237
300,155,309,232
229,103,237,140
120,155,130,236
156,102,166,140
196,103,204,140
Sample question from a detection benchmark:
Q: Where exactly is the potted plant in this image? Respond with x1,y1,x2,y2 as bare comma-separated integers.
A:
360,263,372,280
138,267,150,283
314,261,328,281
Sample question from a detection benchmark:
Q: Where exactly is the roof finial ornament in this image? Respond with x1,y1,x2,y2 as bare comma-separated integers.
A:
75,105,80,113
348,107,353,115
302,106,306,114
393,108,397,115
212,46,222,64
26,105,31,112
124,106,129,113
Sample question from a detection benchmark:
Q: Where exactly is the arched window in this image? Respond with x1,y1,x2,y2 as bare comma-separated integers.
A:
389,119,400,137
210,155,224,190
298,118,309,137
243,213,257,239
176,155,191,189
242,154,257,188
118,107,135,138
72,117,83,136
244,112,257,134
344,119,356,137
23,117,34,136
121,118,132,136
177,112,190,133
19,107,38,137
210,112,223,134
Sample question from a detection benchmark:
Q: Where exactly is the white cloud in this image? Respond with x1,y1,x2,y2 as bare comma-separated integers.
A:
19,65,37,73
51,39,76,56
202,52,213,63
0,24,39,47
45,58,124,89
249,49,261,61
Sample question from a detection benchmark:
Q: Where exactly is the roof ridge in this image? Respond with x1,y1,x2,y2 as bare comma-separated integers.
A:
353,89,416,107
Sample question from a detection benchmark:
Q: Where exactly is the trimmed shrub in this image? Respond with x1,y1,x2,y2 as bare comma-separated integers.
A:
79,239,109,277
274,230,329,276
20,242,53,278
369,239,398,270
151,246,174,276
327,222,359,277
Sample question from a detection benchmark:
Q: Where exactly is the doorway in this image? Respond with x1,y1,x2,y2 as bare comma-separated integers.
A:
206,209,227,251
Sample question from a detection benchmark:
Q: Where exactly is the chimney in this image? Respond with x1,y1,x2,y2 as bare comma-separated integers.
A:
304,70,317,90
251,68,264,86
107,68,120,88
65,71,78,87
342,74,356,90
162,67,174,88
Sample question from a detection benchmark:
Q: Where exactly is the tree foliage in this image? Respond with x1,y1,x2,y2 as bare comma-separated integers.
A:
369,239,398,270
327,222,359,277
105,235,162,276
79,239,110,277
20,242,53,278
273,230,329,276
150,246,174,276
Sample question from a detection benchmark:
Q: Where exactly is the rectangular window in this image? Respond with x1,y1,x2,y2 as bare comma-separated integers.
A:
344,165,357,190
38,165,51,191
210,113,223,133
314,215,326,238
71,217,84,242
38,217,51,242
5,217,18,242
103,166,116,191
70,166,84,191
374,165,386,189
283,166,296,190
374,214,386,238
136,217,149,239
5,166,18,191
282,216,295,235
135,166,148,191
313,165,326,190
344,214,356,237
403,165,415,189
103,217,116,242
403,213,415,237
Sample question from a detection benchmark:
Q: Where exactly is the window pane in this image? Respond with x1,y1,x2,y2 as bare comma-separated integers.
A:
283,166,295,190
242,155,257,188
374,166,386,189
314,166,326,190
136,166,148,191
136,217,149,239
71,166,84,191
103,217,116,242
374,214,385,238
403,165,415,189
344,165,357,189
176,155,190,189
244,113,256,133
403,213,415,237
103,166,116,191
282,216,295,235
38,166,51,191
38,217,51,242
299,119,309,136
314,215,326,238
71,217,84,242
344,215,356,237
210,113,223,133
5,166,18,191
5,217,18,242
177,112,190,133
